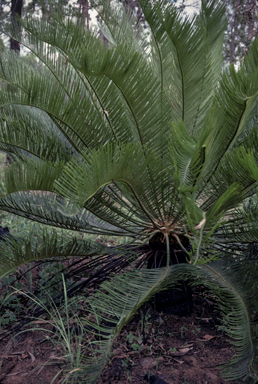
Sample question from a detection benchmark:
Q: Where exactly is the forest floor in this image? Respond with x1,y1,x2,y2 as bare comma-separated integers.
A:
0,276,237,384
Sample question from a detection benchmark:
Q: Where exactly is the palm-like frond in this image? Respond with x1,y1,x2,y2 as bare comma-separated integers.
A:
141,0,226,135
199,38,258,184
0,191,131,235
42,261,257,383
0,105,76,163
0,226,106,278
0,0,258,382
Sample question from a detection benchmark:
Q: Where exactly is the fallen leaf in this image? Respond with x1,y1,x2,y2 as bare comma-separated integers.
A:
203,334,216,340
6,371,25,377
178,344,193,349
113,348,123,354
112,349,128,359
49,356,66,361
171,347,193,356
196,334,216,342
139,357,156,369
163,360,174,365
112,353,127,359
171,357,184,364
28,351,36,362
10,351,25,355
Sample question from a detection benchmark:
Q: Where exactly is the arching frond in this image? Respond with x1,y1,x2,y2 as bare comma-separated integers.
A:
45,261,257,383
0,191,133,236
0,105,76,163
200,38,258,182
0,226,106,278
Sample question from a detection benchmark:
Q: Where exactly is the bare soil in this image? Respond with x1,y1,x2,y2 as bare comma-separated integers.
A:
0,288,237,384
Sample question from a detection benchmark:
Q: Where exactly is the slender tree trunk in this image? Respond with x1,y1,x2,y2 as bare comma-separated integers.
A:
247,0,256,41
79,0,90,30
10,0,23,53
230,0,240,64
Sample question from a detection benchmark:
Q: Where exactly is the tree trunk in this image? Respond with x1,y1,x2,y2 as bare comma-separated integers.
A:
247,0,256,41
79,0,90,30
147,233,193,316
10,0,23,53
230,0,241,64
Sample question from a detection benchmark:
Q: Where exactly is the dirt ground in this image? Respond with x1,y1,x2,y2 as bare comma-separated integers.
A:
0,288,238,384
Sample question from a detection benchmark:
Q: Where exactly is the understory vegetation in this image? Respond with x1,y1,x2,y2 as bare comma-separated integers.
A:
0,0,258,383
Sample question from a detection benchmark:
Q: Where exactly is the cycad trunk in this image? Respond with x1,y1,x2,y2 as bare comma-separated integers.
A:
147,233,193,316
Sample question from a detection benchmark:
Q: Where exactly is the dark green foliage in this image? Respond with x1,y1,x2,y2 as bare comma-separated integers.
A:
0,274,23,326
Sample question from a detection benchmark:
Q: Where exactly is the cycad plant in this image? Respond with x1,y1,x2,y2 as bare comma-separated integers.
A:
0,0,258,382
